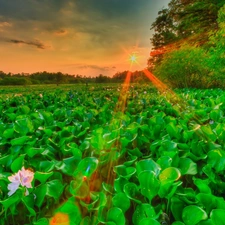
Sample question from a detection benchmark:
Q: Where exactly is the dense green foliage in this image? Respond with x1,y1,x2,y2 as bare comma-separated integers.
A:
208,4,225,84
1,84,225,224
154,46,210,88
150,1,225,88
151,0,225,49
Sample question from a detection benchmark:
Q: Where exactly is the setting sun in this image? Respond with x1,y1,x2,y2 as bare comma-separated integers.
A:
129,54,138,63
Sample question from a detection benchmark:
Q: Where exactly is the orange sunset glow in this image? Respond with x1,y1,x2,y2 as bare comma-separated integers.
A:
0,0,170,77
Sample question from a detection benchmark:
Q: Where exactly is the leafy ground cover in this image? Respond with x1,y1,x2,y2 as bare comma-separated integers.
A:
1,84,225,225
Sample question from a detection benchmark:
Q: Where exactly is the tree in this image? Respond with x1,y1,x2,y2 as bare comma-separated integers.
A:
55,72,65,85
170,0,224,37
150,0,225,50
208,4,225,87
112,71,129,82
150,8,177,49
149,0,225,88
95,74,111,83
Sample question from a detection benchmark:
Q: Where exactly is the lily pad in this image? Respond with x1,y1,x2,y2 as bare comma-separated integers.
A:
74,157,98,178
107,207,126,225
182,205,207,225
114,177,128,193
210,209,225,225
207,149,225,172
138,218,160,225
159,167,181,183
171,196,186,221
98,206,125,225
138,171,160,201
179,158,197,175
123,182,142,204
156,156,172,170
112,192,130,213
132,204,156,225
136,159,161,176
10,154,25,173
171,222,185,225
114,165,136,179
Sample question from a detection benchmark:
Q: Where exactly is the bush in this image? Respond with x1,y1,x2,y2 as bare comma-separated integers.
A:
153,45,211,88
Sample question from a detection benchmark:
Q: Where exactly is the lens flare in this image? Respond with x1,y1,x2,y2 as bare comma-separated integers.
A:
50,212,69,225
129,54,137,63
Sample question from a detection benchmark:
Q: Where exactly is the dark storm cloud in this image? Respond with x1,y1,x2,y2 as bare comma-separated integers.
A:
0,0,146,31
73,0,148,36
0,0,170,51
75,0,144,19
0,0,136,52
7,39,48,49
0,0,69,21
0,0,144,20
72,0,160,49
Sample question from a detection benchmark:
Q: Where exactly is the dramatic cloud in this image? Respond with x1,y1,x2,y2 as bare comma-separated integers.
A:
54,29,68,36
0,0,170,75
0,21,12,27
7,39,48,49
0,0,70,21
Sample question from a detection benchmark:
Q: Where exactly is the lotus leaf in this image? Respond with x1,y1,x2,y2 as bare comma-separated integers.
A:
210,209,225,225
123,182,142,204
159,167,181,182
114,165,136,179
182,205,207,225
138,218,160,225
132,204,156,225
207,149,225,172
171,196,186,221
74,157,98,178
138,171,160,201
179,158,197,175
136,159,161,176
112,192,130,213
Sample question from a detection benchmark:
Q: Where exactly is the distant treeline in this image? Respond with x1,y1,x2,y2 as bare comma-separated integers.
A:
0,70,151,86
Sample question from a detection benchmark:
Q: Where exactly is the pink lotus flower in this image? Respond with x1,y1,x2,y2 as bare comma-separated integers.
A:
8,167,34,196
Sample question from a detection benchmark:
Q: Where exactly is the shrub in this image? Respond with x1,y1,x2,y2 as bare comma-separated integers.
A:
153,45,211,88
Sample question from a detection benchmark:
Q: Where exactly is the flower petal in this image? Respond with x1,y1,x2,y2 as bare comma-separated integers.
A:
8,182,20,196
8,173,20,183
20,171,34,188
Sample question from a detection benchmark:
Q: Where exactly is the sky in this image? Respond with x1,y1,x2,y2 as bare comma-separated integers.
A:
0,0,170,77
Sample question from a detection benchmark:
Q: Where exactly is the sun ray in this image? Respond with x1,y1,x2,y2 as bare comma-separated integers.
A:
115,70,132,113
142,69,212,141
142,69,169,92
106,70,132,185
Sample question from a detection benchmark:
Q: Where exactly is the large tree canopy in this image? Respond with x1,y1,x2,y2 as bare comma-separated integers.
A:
149,0,225,88
150,0,225,50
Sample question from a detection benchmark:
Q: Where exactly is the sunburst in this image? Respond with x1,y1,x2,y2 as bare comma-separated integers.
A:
129,53,138,63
